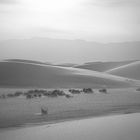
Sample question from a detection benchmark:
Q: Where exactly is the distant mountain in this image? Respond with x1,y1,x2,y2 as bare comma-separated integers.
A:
0,61,136,89
74,60,137,72
0,38,140,64
107,61,140,80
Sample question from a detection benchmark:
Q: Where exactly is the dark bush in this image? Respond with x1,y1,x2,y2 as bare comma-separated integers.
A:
99,88,107,93
43,91,49,96
136,88,140,91
0,94,6,99
65,94,73,98
69,89,81,94
7,93,15,98
26,94,33,99
83,88,93,94
14,91,23,97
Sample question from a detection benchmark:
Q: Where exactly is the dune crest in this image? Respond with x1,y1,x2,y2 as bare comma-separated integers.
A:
0,60,136,88
107,61,140,80
74,60,137,72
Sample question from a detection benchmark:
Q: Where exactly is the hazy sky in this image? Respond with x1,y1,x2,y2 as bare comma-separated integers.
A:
0,0,140,42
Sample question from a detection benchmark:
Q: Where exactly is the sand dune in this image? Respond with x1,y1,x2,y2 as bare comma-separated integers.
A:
55,63,78,67
74,60,137,72
4,59,52,66
107,61,140,80
0,61,136,88
0,113,140,140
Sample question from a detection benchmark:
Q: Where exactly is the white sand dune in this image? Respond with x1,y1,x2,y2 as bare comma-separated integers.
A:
0,113,140,140
4,59,52,66
74,60,136,72
55,63,78,67
107,61,140,80
0,61,136,88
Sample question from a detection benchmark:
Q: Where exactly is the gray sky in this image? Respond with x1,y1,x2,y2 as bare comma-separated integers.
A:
0,0,140,42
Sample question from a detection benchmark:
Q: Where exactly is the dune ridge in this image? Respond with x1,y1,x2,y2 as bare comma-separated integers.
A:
107,61,140,80
0,60,137,89
74,60,137,72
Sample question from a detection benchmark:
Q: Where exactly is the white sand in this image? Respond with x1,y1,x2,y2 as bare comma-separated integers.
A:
107,61,140,80
0,113,140,140
0,61,137,89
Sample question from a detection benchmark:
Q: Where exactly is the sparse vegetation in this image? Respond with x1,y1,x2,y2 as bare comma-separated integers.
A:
69,89,81,94
99,88,107,93
26,94,33,99
0,89,68,100
83,88,93,94
136,88,140,91
65,94,73,98
14,91,23,97
0,94,6,99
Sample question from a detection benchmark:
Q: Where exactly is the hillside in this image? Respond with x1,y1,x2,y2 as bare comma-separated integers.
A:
74,60,136,72
0,61,136,88
107,61,140,80
4,59,52,65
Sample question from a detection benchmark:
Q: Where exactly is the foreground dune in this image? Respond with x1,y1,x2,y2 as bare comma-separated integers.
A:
0,61,136,88
107,61,140,80
0,88,140,128
0,113,140,140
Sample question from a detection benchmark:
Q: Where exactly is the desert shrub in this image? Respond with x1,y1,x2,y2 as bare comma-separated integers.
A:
55,90,65,96
46,90,65,97
136,88,140,91
33,94,37,97
26,94,33,99
99,88,107,93
7,93,15,98
43,91,49,96
14,91,23,97
69,89,81,94
83,88,93,94
26,89,47,95
25,89,66,98
65,94,73,98
0,94,6,99
38,94,42,97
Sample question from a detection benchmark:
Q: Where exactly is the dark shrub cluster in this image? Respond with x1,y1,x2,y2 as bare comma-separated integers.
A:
99,88,107,93
0,94,6,99
0,91,24,99
46,90,65,97
136,88,140,91
83,88,93,94
14,91,23,97
24,89,66,99
69,89,81,94
24,89,45,99
65,94,73,98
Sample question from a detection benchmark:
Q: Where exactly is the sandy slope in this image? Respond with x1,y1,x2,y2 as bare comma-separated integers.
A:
4,59,52,65
0,61,136,88
55,63,78,67
0,113,140,140
107,61,140,80
74,60,136,72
